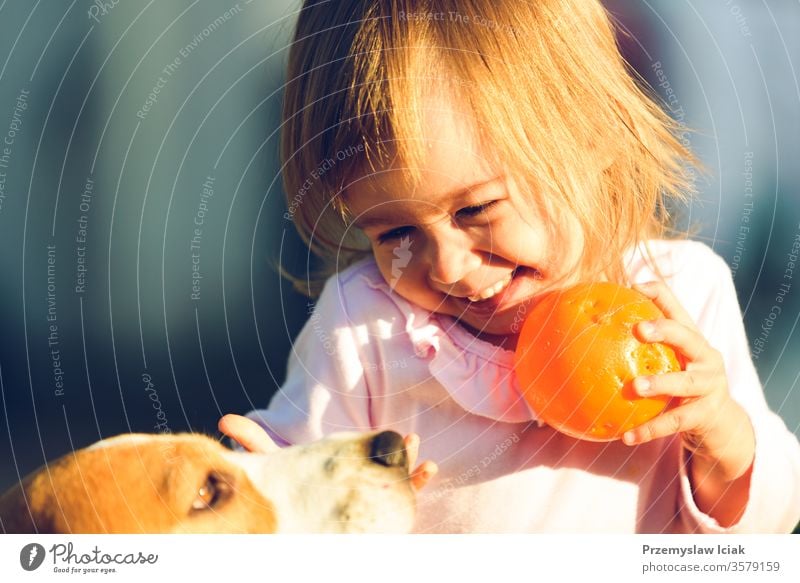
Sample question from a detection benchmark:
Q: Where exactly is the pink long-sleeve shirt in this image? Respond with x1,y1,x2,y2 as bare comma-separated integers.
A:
246,239,800,532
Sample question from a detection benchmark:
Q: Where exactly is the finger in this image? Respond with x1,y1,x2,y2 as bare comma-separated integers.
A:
633,369,719,399
218,414,280,453
622,400,706,445
633,281,696,329
403,433,420,470
410,460,438,491
635,318,715,364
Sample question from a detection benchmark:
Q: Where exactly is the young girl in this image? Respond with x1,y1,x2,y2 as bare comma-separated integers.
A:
221,0,800,533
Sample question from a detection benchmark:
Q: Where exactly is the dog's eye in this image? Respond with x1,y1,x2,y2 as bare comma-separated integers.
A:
191,472,232,512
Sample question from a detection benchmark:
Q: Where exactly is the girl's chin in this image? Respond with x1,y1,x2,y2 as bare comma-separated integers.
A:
455,317,521,350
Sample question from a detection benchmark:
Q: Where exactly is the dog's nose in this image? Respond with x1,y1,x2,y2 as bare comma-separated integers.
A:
369,431,408,469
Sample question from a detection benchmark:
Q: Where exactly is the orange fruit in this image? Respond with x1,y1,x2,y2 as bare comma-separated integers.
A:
514,282,679,441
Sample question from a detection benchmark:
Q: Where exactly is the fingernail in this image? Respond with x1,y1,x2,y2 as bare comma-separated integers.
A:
635,377,651,395
639,321,662,340
622,431,636,445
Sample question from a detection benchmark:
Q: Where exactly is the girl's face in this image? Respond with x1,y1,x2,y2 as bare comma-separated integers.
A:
344,97,585,349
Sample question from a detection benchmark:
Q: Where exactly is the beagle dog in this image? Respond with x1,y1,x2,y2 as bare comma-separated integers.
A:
0,431,415,533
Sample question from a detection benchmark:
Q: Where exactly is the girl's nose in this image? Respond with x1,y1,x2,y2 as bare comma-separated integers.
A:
425,231,482,288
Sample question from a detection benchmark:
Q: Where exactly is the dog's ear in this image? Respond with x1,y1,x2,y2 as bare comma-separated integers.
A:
1,484,38,533
0,479,57,534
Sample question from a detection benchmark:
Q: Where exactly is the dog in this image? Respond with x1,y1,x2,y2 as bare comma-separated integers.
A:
0,430,415,533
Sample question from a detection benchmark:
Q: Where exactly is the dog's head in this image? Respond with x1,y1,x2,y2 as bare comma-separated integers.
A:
0,431,415,533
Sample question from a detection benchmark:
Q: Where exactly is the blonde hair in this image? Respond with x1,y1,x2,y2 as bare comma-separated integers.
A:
281,0,696,294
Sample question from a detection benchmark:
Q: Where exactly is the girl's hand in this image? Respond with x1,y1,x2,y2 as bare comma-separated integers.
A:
621,281,755,526
218,414,280,453
218,414,438,491
404,433,439,491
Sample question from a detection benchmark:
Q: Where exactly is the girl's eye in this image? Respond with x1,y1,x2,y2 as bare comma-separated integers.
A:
456,200,499,219
377,226,414,244
374,201,500,244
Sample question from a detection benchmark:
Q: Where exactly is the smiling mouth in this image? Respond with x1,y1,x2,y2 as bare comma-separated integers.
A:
454,267,542,315
466,272,514,302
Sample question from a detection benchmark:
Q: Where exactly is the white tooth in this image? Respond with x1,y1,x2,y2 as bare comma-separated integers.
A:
467,273,512,302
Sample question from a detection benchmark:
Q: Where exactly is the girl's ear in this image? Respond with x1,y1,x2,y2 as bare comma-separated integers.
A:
589,140,619,173
589,111,629,172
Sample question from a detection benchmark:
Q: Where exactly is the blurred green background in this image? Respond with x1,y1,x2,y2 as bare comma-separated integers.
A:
0,0,798,516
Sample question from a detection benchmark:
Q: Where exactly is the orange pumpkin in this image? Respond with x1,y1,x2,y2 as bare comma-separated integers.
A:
514,282,679,441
